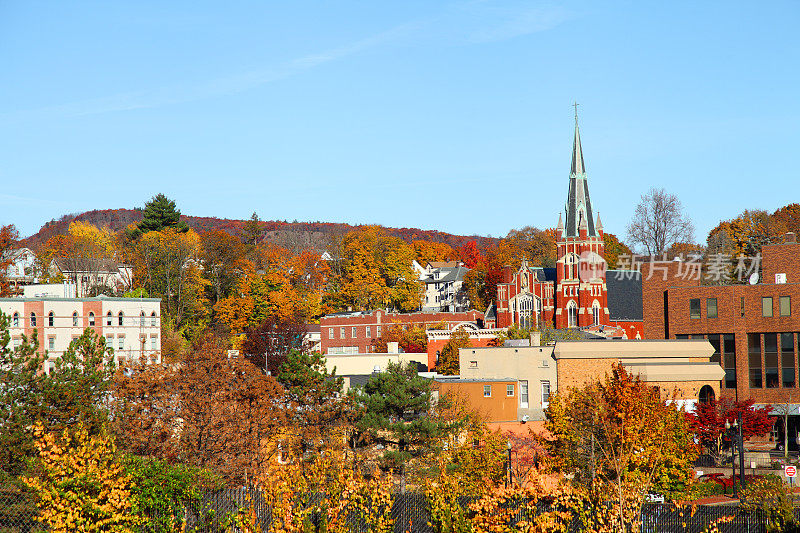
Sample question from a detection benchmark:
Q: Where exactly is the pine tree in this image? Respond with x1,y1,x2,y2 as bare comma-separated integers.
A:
241,212,263,246
131,193,189,238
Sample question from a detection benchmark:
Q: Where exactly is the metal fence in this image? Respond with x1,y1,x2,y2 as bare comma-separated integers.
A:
3,488,800,533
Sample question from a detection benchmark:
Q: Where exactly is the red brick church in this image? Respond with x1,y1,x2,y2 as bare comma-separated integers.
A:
493,113,643,339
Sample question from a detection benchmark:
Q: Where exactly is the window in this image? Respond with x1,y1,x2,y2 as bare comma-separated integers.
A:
483,385,491,397
592,301,600,326
48,311,54,327
47,336,55,351
506,384,514,397
72,311,78,326
351,326,357,338
723,334,736,389
150,336,157,350
541,381,551,406
782,333,795,388
469,360,478,368
140,312,145,326
749,333,762,388
765,333,779,388
708,334,721,364
780,296,791,317
118,335,125,350
376,325,382,337
520,380,529,408
30,312,36,327
567,301,577,328
707,298,717,319
366,326,371,338
151,312,157,327
689,299,701,319
12,312,18,327
118,311,124,326
328,328,334,339
740,297,745,318
763,297,773,317
88,312,95,326
12,337,20,348
106,311,112,326
340,327,345,339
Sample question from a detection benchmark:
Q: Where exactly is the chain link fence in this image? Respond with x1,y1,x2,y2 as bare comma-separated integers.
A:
3,487,799,533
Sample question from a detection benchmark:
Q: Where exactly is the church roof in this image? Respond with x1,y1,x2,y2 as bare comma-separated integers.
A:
564,111,597,238
606,270,643,321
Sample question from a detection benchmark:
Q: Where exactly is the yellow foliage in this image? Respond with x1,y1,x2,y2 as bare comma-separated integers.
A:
22,423,139,533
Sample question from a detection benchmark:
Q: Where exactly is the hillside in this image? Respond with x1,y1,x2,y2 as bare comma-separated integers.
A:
22,209,498,252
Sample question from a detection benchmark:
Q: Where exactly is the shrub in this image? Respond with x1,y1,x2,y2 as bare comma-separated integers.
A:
739,474,796,533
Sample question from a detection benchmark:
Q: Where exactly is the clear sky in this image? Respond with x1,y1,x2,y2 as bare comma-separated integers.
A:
1,1,798,242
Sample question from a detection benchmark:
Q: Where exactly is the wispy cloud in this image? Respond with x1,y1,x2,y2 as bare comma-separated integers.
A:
0,20,425,124
469,5,572,43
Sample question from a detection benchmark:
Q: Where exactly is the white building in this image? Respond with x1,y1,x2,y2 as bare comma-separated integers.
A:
50,258,133,297
0,296,162,372
3,248,38,293
418,261,470,313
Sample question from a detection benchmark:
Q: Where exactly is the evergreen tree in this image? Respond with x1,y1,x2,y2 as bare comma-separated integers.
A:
131,193,189,238
241,212,263,246
353,362,459,488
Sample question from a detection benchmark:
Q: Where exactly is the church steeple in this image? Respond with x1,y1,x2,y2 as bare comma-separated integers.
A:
563,104,596,238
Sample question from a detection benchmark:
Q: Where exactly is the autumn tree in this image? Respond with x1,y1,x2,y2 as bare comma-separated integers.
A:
413,240,457,265
627,187,694,255
370,323,430,354
0,224,19,297
241,312,308,375
199,229,248,304
131,228,207,337
436,327,471,375
603,232,632,270
23,423,139,533
458,240,484,269
685,398,775,465
501,226,557,268
111,336,285,484
130,193,188,238
546,364,697,529
330,226,422,312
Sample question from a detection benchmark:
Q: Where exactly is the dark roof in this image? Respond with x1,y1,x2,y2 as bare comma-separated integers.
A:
606,270,643,321
423,266,468,284
484,301,497,321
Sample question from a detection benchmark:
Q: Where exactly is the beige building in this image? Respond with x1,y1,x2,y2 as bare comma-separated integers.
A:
458,341,557,421
0,296,162,372
324,351,428,392
553,339,725,411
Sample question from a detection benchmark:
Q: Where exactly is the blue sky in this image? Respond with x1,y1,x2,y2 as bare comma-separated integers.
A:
1,1,798,243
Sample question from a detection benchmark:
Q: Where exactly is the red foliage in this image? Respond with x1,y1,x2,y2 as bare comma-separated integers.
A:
459,240,484,269
0,225,20,297
686,398,775,444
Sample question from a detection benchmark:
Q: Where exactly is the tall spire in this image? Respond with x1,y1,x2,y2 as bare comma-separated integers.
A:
563,104,596,238
570,102,585,175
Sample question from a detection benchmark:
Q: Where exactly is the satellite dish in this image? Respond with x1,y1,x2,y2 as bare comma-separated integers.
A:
749,272,759,285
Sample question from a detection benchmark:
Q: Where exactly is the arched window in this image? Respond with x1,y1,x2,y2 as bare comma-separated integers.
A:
699,385,715,405
72,311,78,326
106,311,112,326
518,294,533,329
30,312,37,327
12,312,19,327
140,311,145,327
567,301,577,328
48,311,54,327
592,300,600,326
118,311,124,326
535,297,542,327
150,311,157,327
88,312,95,326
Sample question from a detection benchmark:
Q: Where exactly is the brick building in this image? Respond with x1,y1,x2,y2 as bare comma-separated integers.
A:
319,309,484,355
641,239,800,447
495,113,643,337
0,296,162,372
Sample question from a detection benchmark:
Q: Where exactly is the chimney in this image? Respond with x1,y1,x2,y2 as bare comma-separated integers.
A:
786,232,797,243
530,331,541,347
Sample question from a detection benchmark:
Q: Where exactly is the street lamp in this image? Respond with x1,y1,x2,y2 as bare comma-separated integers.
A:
506,440,513,488
725,419,738,498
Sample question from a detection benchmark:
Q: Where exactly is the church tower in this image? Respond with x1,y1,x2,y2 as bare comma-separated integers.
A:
554,108,609,328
